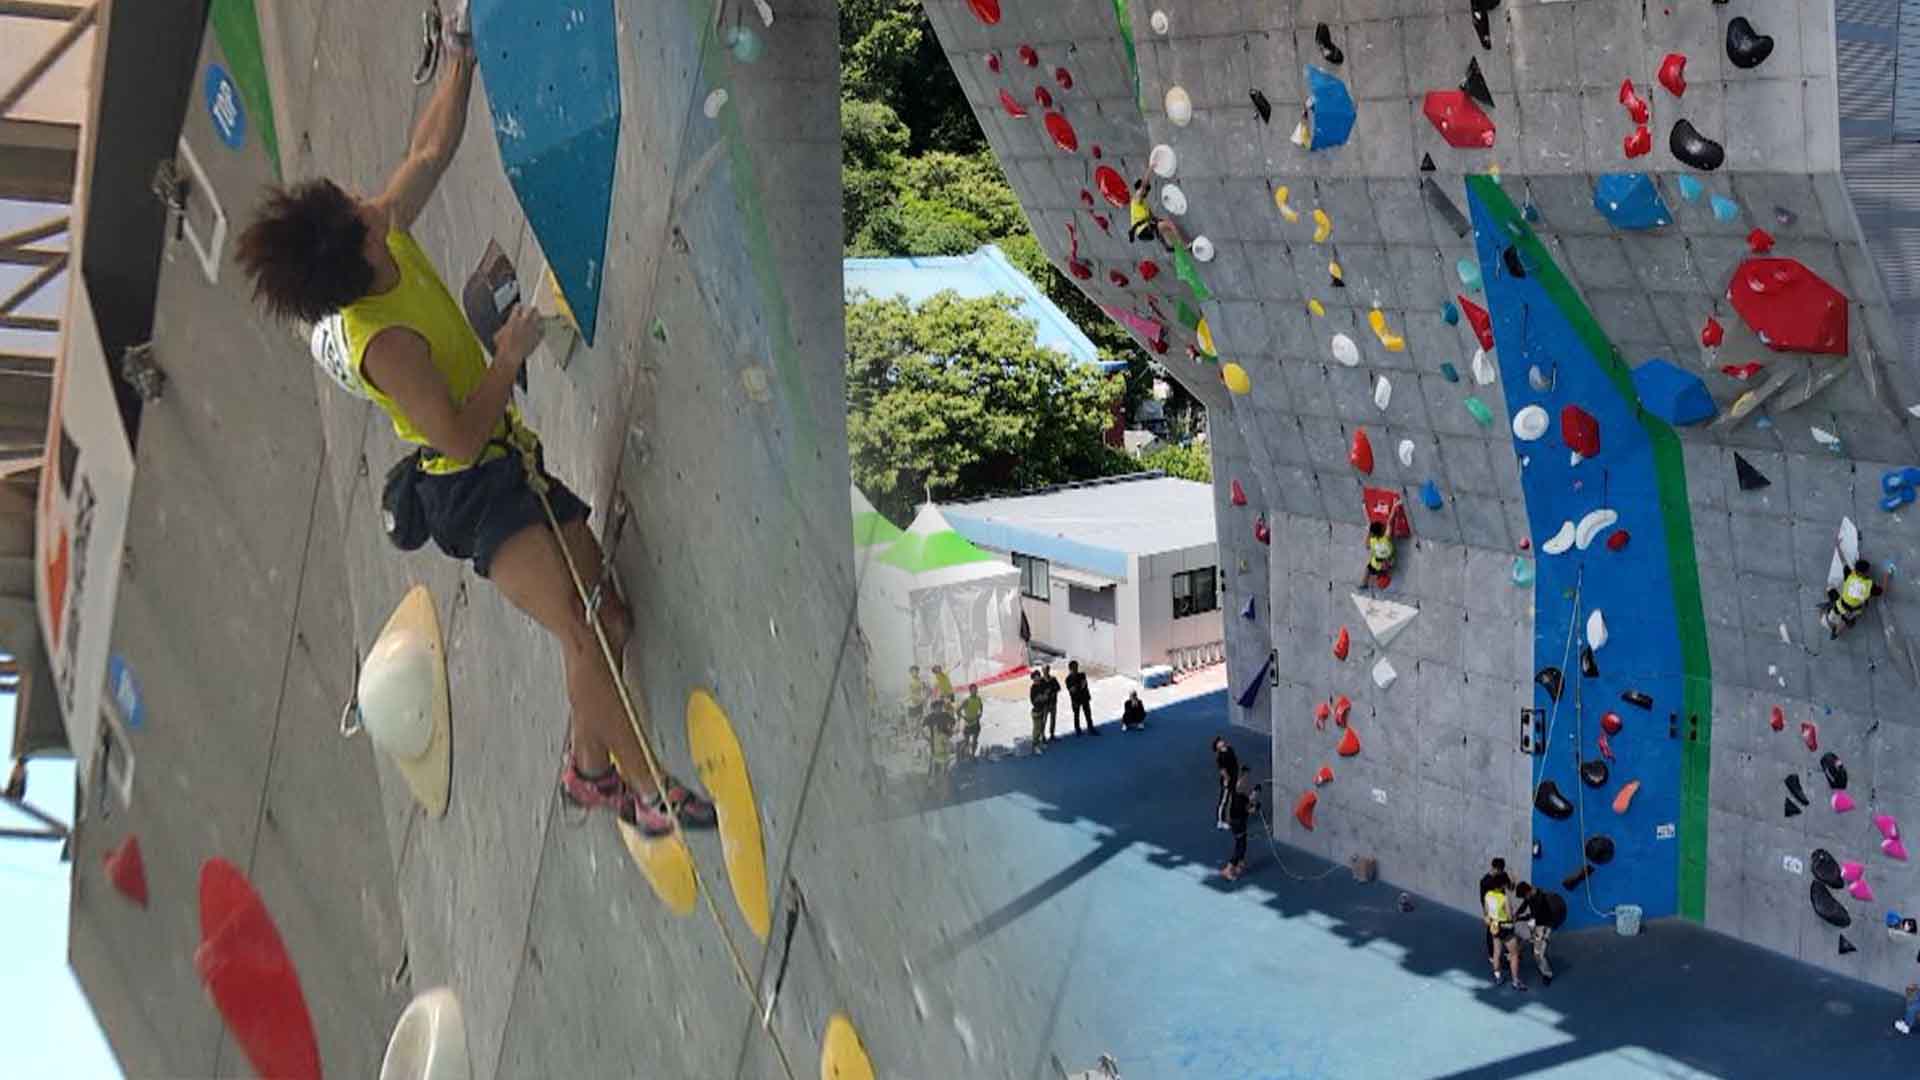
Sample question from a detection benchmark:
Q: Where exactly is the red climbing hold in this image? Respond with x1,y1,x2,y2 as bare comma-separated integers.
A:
1597,733,1615,761
1606,529,1629,551
1623,125,1652,158
1801,721,1819,751
1721,362,1763,380
1254,515,1271,545
1092,214,1111,234
1230,478,1248,506
1601,711,1623,735
1017,43,1038,67
1700,316,1724,348
1055,67,1074,90
1727,257,1850,355
1314,701,1331,728
1618,79,1649,125
104,835,148,908
1658,53,1688,97
1108,269,1129,287
1094,164,1129,207
1138,259,1160,281
1333,694,1353,728
1422,90,1496,148
1043,111,1079,152
1079,190,1095,208
1458,295,1494,350
1091,145,1102,159
998,89,1028,118
1747,227,1775,254
1333,626,1351,661
195,859,323,1080
967,0,1002,26
1035,86,1054,108
1337,727,1362,757
1350,429,1375,475
1294,790,1319,830
1770,705,1786,732
1314,765,1335,786
986,53,1001,73
1560,404,1600,458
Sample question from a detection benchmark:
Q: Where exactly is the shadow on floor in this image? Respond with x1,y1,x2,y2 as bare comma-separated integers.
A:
905,691,1916,1079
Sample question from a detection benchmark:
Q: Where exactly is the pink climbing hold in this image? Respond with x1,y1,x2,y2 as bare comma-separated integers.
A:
1884,837,1909,861
1658,53,1688,97
1833,791,1856,813
1875,813,1900,840
1727,257,1850,355
1230,478,1248,506
1848,878,1876,902
1770,705,1786,732
1597,733,1615,761
998,89,1028,118
1458,295,1494,350
1422,90,1496,148
1841,861,1865,883
1561,405,1600,458
1606,530,1630,552
1700,316,1725,348
1350,429,1375,475
1618,79,1649,125
1624,125,1652,158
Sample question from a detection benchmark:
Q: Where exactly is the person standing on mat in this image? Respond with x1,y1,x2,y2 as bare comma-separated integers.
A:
1482,866,1525,989
1043,665,1063,741
1222,767,1259,880
958,684,984,761
1478,858,1507,976
1512,881,1566,986
1065,660,1097,736
1212,736,1239,829
235,24,713,838
1896,983,1920,1035
1028,670,1049,755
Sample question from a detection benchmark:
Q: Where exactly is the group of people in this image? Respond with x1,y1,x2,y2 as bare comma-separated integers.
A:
908,665,983,777
1027,661,1095,751
1479,858,1566,990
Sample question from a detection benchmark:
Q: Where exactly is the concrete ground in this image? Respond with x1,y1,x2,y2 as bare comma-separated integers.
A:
913,690,1920,1078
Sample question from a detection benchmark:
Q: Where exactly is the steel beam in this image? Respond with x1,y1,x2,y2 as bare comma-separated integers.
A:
0,1,98,117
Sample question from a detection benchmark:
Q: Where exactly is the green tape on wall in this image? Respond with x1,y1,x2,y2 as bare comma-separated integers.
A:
210,0,282,178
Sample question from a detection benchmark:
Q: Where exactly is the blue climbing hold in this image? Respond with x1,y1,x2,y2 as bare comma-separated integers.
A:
1440,362,1460,383
1676,175,1704,202
1593,173,1672,231
1630,358,1717,426
1882,468,1920,511
1522,202,1541,223
1421,480,1444,510
1442,301,1460,325
1711,195,1740,223
1242,595,1257,620
1304,65,1356,150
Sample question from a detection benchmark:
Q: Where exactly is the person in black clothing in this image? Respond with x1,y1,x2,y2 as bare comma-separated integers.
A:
1028,670,1049,754
1212,736,1239,829
1222,767,1260,879
1043,665,1063,741
1120,691,1147,731
1513,881,1567,985
1065,661,1097,736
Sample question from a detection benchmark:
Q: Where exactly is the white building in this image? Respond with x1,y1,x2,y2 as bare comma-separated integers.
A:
942,474,1222,678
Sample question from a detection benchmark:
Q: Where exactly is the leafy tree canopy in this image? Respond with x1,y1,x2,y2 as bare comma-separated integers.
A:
1138,441,1212,484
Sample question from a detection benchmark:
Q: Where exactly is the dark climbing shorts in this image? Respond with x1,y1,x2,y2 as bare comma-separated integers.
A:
414,442,590,579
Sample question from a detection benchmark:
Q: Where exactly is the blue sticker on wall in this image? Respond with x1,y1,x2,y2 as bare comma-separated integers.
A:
108,654,145,731
205,64,246,150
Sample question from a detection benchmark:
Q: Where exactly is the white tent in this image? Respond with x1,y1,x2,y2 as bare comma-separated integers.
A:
857,503,1024,702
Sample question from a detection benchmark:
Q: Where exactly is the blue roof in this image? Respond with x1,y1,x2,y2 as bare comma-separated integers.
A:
844,245,1124,372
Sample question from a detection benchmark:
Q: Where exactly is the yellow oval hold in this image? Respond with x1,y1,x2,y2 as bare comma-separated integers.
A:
1222,363,1252,395
1312,208,1333,244
1196,318,1216,356
821,1013,875,1080
687,687,771,941
616,820,697,916
1307,299,1326,317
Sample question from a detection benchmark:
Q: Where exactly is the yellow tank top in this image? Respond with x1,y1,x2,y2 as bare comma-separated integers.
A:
341,229,532,475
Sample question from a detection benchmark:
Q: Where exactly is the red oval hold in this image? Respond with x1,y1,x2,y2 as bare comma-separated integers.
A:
967,0,1002,26
1138,259,1160,281
1035,85,1054,108
986,53,1001,73
1079,189,1095,207
1018,44,1039,67
1091,145,1102,159
1044,111,1079,152
1109,270,1130,287
998,89,1028,119
1094,165,1128,207
1055,67,1074,90
1606,529,1630,551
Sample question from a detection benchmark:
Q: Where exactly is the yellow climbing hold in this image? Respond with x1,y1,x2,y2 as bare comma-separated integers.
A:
1312,208,1333,244
542,265,581,335
688,687,771,942
616,820,697,916
1222,363,1252,395
1367,309,1406,352
1328,261,1345,286
1307,299,1326,317
1196,317,1217,356
1273,185,1301,223
820,1013,875,1080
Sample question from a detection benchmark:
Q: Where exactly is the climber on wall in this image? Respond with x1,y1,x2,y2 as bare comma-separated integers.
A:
1127,173,1159,244
1362,520,1396,588
234,18,715,838
1822,558,1885,638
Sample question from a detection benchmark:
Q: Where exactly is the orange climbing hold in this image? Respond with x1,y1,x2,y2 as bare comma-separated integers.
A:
1314,765,1335,786
1350,429,1375,474
1612,780,1641,814
1294,790,1319,830
1337,727,1361,757
1333,626,1350,660
105,835,148,908
1458,295,1494,350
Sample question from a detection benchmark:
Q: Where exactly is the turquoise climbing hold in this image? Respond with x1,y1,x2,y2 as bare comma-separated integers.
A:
1440,362,1460,383
1457,257,1482,291
1421,480,1444,510
1710,195,1740,222
1465,396,1494,426
1442,301,1460,325
1512,556,1536,586
1676,175,1704,202
1593,173,1672,230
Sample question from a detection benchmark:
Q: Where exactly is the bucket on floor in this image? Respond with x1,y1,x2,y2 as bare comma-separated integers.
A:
1615,904,1643,936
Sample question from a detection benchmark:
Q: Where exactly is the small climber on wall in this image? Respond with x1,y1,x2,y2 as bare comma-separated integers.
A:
1822,558,1885,638
1362,520,1397,588
1127,173,1160,244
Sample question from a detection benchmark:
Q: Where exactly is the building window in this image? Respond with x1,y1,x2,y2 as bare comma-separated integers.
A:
1014,552,1050,601
1172,566,1218,619
1068,583,1116,623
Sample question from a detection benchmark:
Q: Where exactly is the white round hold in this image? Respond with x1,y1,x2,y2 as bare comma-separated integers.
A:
1331,333,1359,367
1397,439,1415,467
1374,376,1393,411
1149,144,1177,178
1190,235,1215,262
1150,10,1169,34
1165,86,1193,126
1512,404,1549,441
703,88,729,118
1587,609,1609,651
1161,184,1188,215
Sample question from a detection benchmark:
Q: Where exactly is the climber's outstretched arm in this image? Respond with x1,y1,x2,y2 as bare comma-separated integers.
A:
377,37,476,231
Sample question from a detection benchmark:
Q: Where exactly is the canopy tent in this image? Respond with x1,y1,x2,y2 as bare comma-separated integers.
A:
856,504,1024,702
851,485,904,550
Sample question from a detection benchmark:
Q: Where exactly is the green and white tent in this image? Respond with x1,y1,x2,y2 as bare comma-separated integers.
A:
856,503,1022,701
851,485,903,550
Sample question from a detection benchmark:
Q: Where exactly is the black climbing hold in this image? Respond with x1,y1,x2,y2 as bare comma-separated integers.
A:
1469,0,1500,50
1534,779,1575,820
1580,759,1610,788
1536,666,1564,702
1579,644,1598,677
1734,452,1771,490
1563,864,1593,889
1671,119,1726,172
1810,881,1852,927
1784,796,1803,818
1621,689,1653,710
1820,752,1848,790
1785,774,1810,806
1315,22,1344,65
1810,848,1844,889
1330,271,1346,288
1839,934,1857,956
1462,58,1494,109
1584,835,1615,865
1422,178,1471,238
1420,152,1437,172
1250,89,1272,124
1726,16,1774,70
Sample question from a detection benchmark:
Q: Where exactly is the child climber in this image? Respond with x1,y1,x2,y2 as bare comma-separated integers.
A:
1823,558,1884,638
1362,520,1396,588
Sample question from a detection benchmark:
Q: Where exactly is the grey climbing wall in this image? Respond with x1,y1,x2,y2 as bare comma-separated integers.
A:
927,0,1920,988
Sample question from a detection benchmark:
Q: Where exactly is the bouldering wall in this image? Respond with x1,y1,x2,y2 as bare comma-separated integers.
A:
925,0,1920,987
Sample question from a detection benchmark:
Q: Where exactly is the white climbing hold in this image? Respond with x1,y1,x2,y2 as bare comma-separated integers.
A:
1161,184,1188,215
1908,404,1920,419
1289,119,1309,147
1397,439,1415,467
1190,235,1215,262
1150,9,1169,34
703,89,729,118
1575,508,1619,550
1528,365,1554,392
1587,609,1609,651
1512,405,1549,441
1812,427,1841,450
753,0,773,26
1570,451,1584,468
1543,520,1577,555
1352,594,1420,647
1374,376,1392,411
1149,144,1177,178
1471,348,1496,386
1331,333,1360,367
1372,657,1398,689
1166,86,1193,126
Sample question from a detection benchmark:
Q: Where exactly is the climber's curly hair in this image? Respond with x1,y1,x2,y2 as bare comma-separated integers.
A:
234,179,373,323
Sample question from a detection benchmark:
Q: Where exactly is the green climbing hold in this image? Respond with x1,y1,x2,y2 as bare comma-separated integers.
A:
1457,257,1482,291
1465,397,1494,426
1176,300,1201,330
1512,556,1535,586
1440,362,1460,383
1172,247,1213,303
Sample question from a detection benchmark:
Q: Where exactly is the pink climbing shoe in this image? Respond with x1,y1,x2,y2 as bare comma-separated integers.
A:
655,779,718,830
559,747,675,837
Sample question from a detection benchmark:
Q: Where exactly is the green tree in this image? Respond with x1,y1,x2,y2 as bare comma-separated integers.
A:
847,291,1131,521
842,98,910,247
1138,441,1212,483
839,0,982,155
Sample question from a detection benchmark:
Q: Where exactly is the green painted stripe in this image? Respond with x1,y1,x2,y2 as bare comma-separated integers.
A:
1110,0,1140,109
209,0,282,179
1465,176,1714,923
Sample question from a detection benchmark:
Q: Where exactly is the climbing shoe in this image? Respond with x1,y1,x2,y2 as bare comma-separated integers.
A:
658,778,718,830
561,750,673,837
1896,1020,1911,1036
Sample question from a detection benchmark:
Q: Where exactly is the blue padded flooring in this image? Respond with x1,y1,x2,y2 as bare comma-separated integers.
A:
905,690,1918,1078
